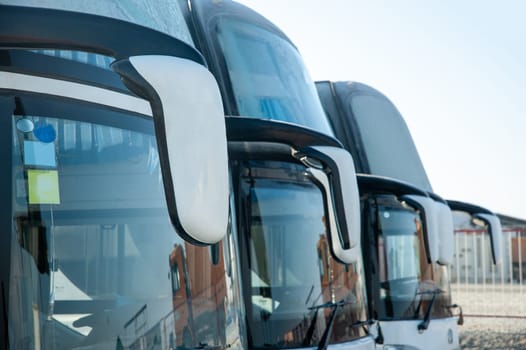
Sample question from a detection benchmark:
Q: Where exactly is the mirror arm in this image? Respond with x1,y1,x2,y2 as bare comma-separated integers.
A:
356,174,428,197
473,213,503,264
429,194,455,265
401,195,438,263
293,146,360,264
295,146,351,249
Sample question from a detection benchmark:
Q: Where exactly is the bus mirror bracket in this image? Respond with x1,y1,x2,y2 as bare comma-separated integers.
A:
112,55,229,245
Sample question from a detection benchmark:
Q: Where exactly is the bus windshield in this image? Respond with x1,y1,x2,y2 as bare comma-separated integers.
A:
235,161,367,349
2,93,238,349
217,18,334,136
373,196,451,321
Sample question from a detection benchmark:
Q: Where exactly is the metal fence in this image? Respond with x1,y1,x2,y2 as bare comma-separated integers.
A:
450,228,526,319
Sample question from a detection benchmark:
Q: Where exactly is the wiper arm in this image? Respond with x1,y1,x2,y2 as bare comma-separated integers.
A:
417,289,442,332
301,300,347,348
316,300,348,350
413,287,439,319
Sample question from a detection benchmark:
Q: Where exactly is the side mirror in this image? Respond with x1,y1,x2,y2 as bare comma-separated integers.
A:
430,195,455,265
112,55,229,245
405,195,455,265
294,146,361,264
473,213,503,264
401,195,439,263
447,200,503,265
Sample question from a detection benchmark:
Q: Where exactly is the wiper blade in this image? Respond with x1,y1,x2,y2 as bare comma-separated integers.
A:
185,342,222,350
413,287,440,318
350,319,374,332
301,307,319,347
308,299,347,311
417,289,442,332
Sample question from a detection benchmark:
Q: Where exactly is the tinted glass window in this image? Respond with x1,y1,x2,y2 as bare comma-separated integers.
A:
217,19,334,136
3,95,240,349
350,95,432,191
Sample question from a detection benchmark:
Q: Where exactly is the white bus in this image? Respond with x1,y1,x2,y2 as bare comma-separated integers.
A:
316,81,502,350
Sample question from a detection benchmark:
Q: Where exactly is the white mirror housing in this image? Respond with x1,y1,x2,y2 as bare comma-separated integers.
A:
401,195,439,263
474,213,503,264
113,55,229,245
435,201,455,265
295,146,361,264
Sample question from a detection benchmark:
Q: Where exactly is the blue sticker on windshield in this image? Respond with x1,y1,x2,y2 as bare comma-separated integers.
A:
24,140,56,167
34,123,57,143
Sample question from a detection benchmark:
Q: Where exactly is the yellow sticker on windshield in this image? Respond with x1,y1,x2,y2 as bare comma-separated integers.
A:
28,169,60,204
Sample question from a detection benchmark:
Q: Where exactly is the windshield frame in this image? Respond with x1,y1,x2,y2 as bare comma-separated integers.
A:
0,95,14,347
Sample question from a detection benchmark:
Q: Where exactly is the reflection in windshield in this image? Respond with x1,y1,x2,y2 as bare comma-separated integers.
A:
217,19,334,136
236,161,367,349
4,95,240,349
373,196,451,321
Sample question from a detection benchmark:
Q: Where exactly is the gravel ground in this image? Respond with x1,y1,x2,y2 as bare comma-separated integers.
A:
459,317,526,350
453,284,526,349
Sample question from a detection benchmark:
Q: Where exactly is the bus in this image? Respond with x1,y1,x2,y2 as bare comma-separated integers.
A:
316,81,502,350
178,1,376,350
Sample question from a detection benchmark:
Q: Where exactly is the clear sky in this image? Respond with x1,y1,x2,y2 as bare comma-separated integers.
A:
238,0,526,219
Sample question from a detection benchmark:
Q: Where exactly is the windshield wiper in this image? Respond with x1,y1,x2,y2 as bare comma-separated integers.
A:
349,319,374,334
316,300,349,350
417,289,442,332
349,318,383,344
184,342,222,350
301,300,347,348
